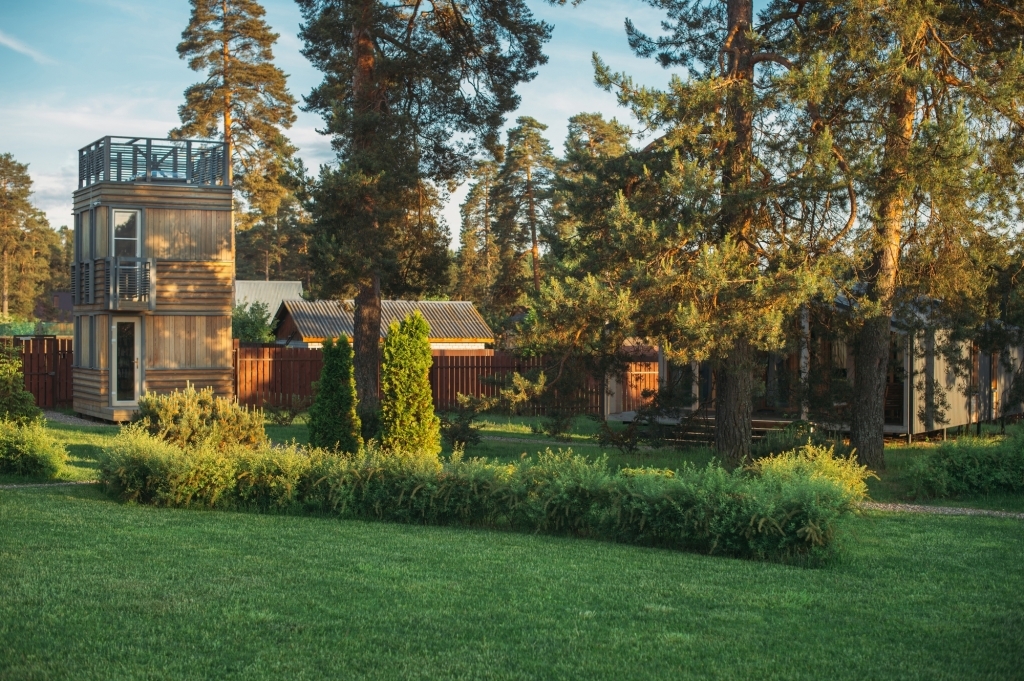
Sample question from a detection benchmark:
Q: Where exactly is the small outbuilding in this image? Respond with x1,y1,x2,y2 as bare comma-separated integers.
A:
273,299,493,350
234,280,303,315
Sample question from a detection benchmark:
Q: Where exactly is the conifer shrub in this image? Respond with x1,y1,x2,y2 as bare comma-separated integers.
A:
307,336,362,453
0,418,68,477
0,345,41,423
101,433,860,562
439,393,485,448
904,437,1024,498
133,384,267,450
380,311,440,465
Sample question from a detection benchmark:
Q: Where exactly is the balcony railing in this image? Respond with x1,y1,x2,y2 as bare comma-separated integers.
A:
71,261,93,305
104,257,156,311
78,136,229,188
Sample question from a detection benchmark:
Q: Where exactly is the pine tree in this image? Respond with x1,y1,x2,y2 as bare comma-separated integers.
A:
454,157,501,308
0,154,58,319
493,117,557,295
171,0,297,222
307,336,363,453
786,0,1024,466
297,0,551,415
379,311,440,462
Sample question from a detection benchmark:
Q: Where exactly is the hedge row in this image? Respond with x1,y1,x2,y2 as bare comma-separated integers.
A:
101,428,863,562
905,436,1024,498
0,419,68,477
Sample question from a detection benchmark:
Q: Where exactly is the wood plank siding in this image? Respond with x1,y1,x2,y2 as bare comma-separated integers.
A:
72,165,234,421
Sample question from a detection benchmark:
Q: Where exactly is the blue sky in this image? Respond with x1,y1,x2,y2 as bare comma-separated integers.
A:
0,0,671,241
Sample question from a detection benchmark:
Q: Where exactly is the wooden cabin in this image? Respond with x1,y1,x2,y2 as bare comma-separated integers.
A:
71,136,234,421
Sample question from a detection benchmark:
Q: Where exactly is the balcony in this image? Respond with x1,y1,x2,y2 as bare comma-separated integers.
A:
104,257,156,311
78,136,229,188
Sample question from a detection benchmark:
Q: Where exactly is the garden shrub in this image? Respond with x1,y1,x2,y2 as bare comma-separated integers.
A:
904,437,1024,498
439,393,484,448
748,443,877,502
101,433,860,562
380,311,440,465
0,345,41,423
232,301,274,343
264,395,312,426
0,418,67,477
307,336,362,452
133,383,267,450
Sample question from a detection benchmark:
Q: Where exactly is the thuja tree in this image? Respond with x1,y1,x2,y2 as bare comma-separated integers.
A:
786,0,1024,467
380,311,440,461
308,336,363,453
541,0,853,462
296,0,550,414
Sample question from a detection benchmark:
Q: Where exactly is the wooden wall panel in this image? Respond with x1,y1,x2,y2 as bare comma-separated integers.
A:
145,209,232,261
96,207,108,257
145,368,233,398
146,315,231,369
96,314,108,370
73,183,232,213
155,261,234,312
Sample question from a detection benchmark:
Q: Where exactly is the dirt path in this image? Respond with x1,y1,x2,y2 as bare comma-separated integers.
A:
43,410,116,428
861,501,1024,520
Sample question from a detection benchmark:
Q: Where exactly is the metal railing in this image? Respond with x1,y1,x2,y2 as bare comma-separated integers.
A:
104,257,156,310
71,261,93,305
78,136,229,188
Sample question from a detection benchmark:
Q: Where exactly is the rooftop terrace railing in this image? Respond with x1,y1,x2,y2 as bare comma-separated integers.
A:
78,136,230,188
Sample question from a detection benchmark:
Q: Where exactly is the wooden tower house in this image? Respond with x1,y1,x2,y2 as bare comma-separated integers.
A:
71,136,234,421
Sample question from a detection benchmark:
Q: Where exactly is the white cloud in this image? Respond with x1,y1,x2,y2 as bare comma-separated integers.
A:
0,29,55,65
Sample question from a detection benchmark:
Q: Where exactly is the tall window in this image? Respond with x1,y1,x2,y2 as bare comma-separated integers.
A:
112,210,140,258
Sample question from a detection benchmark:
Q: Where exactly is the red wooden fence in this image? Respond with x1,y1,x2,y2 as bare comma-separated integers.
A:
234,344,324,408
3,337,74,409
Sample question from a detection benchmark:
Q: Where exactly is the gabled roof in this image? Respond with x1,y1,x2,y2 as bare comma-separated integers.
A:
275,299,494,343
235,281,304,314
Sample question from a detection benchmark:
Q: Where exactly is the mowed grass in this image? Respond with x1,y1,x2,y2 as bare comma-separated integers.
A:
1,484,1022,681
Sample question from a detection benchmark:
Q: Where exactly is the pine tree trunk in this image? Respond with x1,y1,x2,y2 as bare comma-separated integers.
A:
221,0,233,186
353,275,381,411
799,305,810,420
714,0,755,459
527,165,540,292
350,0,382,412
715,338,753,465
2,250,8,317
850,77,917,469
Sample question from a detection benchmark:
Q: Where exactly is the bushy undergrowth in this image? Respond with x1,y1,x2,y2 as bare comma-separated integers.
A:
101,427,861,562
0,345,41,423
751,422,855,460
133,384,267,450
0,419,68,477
749,444,876,502
905,437,1024,499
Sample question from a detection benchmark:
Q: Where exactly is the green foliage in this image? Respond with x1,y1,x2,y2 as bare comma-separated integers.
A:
100,430,858,562
751,422,855,461
380,312,440,464
133,384,267,450
0,418,68,477
307,336,362,453
0,345,41,423
264,395,312,426
231,301,275,343
904,437,1024,499
749,443,877,503
439,393,485,449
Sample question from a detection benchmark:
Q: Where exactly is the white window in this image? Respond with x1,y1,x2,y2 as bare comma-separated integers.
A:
112,210,140,258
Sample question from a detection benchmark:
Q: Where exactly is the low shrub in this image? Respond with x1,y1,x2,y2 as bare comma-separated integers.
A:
904,437,1024,499
133,384,267,450
0,418,68,477
265,395,312,427
101,431,860,562
0,345,42,423
748,443,877,502
439,394,485,449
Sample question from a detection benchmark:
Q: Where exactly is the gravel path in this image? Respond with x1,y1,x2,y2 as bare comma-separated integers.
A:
43,410,115,427
861,501,1024,520
0,480,99,490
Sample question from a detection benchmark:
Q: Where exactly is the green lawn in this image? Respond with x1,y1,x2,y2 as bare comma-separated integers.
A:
1,484,1021,680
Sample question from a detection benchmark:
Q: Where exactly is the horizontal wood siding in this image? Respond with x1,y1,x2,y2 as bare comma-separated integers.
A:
145,209,232,261
145,368,233,397
73,182,232,213
156,261,234,312
146,315,232,369
73,367,109,419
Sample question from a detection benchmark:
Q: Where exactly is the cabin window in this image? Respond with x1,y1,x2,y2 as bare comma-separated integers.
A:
112,210,140,258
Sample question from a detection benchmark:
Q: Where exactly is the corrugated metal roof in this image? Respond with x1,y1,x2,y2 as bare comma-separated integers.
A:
278,299,493,343
235,281,304,315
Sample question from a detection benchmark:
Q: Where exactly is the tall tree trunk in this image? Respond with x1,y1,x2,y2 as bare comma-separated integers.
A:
799,305,810,420
527,165,540,292
483,180,491,280
221,0,233,186
850,77,917,470
2,250,8,317
715,338,753,465
353,274,381,410
350,0,382,412
714,0,755,462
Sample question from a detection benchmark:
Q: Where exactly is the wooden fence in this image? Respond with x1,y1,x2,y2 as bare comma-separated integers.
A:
3,337,74,409
234,344,325,408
